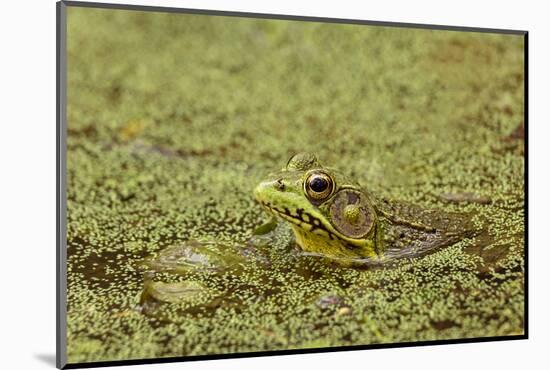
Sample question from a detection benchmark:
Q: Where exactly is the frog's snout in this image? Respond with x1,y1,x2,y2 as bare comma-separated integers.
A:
274,178,285,191
253,183,265,201
254,179,285,202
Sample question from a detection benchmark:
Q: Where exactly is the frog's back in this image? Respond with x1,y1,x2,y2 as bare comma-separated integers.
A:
375,197,478,260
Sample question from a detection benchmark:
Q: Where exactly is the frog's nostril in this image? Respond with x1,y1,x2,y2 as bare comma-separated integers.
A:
276,179,285,191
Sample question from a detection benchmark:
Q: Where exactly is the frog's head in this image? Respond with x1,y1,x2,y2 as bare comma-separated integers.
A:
254,153,380,259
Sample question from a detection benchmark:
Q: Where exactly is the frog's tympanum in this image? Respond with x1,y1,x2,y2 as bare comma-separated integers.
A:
254,153,475,264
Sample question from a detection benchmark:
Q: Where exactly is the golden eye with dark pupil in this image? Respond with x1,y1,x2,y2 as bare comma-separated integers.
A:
310,177,328,192
305,172,334,201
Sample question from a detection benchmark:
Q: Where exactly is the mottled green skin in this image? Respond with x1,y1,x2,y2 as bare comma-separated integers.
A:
65,7,525,364
255,152,476,264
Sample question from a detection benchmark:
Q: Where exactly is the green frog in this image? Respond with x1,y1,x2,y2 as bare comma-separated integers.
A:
140,152,478,311
254,152,476,265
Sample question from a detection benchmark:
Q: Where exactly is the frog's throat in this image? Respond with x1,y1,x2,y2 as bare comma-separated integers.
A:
259,200,381,259
291,226,380,259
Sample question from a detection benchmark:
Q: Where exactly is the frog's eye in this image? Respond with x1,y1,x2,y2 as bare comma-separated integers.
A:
304,171,334,202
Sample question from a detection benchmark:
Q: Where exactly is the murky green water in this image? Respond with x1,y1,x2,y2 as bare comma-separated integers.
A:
66,7,525,363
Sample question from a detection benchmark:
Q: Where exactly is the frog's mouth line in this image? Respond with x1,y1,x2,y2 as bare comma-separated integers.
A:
258,200,338,241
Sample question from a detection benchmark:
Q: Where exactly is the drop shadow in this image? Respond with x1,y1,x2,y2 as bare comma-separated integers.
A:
34,353,57,367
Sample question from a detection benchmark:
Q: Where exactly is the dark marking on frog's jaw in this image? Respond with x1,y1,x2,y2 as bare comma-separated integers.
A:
258,200,339,241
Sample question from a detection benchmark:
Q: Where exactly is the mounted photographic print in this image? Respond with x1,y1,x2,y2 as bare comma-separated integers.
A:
56,1,527,368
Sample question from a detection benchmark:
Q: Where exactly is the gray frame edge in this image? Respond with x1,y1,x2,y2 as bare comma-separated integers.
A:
57,1,68,369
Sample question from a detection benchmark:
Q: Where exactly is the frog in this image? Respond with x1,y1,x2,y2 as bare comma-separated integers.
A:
139,152,478,312
254,152,477,265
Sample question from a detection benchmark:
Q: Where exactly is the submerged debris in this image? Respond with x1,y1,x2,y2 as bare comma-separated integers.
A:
502,122,525,142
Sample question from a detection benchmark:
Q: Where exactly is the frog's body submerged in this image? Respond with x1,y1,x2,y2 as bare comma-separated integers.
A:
254,153,475,264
